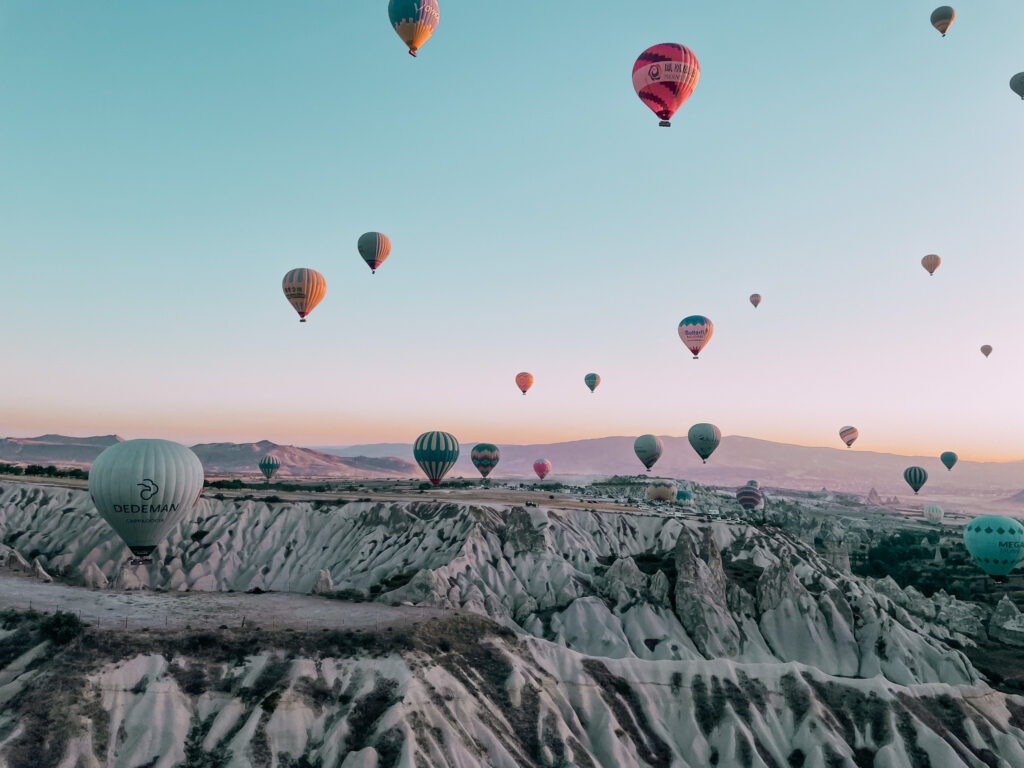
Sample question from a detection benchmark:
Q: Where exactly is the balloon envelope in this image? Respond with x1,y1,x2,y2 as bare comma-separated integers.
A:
88,439,204,558
358,232,391,273
282,268,326,322
634,434,664,471
930,6,955,35
633,43,700,127
839,426,859,448
647,480,677,502
904,466,928,494
1011,73,1024,99
921,254,941,275
676,489,694,502
980,345,992,358
414,431,460,486
678,315,714,358
736,485,764,510
584,373,601,393
749,294,762,308
470,443,500,478
515,372,534,395
388,0,439,56
688,423,721,463
923,504,944,524
533,459,551,481
258,456,281,481
963,515,1024,576
940,451,958,471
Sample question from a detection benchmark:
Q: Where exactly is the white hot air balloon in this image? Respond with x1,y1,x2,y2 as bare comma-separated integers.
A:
88,439,205,561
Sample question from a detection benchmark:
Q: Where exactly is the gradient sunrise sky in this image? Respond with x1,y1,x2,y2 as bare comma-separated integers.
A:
1,1,1022,459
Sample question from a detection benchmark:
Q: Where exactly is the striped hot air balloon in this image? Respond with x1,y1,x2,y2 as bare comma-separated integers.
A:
634,434,663,472
930,6,955,36
688,423,721,464
358,232,391,274
964,516,1024,577
533,459,551,481
414,431,460,486
749,294,762,308
470,443,500,478
839,426,859,448
647,480,677,502
678,315,714,359
940,451,958,471
923,504,944,524
632,43,700,127
282,268,326,323
921,254,941,276
904,466,928,495
388,0,440,57
736,485,763,511
258,455,281,482
515,372,534,395
584,373,601,393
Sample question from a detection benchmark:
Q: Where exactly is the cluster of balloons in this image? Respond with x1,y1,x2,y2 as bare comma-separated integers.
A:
515,372,602,395
929,6,1024,98
631,427,722,472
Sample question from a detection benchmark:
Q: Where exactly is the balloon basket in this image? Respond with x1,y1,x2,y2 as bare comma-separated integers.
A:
128,557,153,566
659,120,671,127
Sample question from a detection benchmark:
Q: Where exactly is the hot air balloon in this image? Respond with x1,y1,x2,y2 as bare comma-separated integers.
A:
749,294,762,308
470,443,500,478
584,373,601,393
930,6,955,36
258,455,281,482
633,43,700,127
980,345,992,358
923,504,944,524
647,480,677,502
634,434,663,472
940,451,958,471
358,232,391,274
921,254,941,276
688,423,721,463
963,515,1024,577
515,372,534,395
88,439,204,560
904,466,928,495
746,480,761,489
388,0,439,57
282,268,326,323
534,459,551,481
839,426,859,448
678,315,714,359
676,489,693,503
414,431,459,486
1011,73,1024,100
736,485,764,511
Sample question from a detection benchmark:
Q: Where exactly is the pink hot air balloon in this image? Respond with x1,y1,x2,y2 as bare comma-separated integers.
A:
533,459,551,481
633,43,700,127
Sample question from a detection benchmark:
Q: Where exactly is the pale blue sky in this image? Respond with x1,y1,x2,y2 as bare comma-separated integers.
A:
1,1,1022,458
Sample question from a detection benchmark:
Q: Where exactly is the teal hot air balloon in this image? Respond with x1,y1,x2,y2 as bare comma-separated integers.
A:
584,373,601,393
258,455,281,482
676,489,694,503
470,443,500,478
963,515,1024,577
414,431,460,486
688,423,721,464
903,466,928,495
633,434,663,472
940,451,958,471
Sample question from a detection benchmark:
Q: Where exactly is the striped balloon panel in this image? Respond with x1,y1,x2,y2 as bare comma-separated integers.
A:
633,434,663,469
282,268,327,319
533,459,551,480
736,486,763,510
584,373,601,392
647,481,677,502
677,316,713,357
358,232,391,271
963,515,1024,576
258,456,281,479
413,431,460,486
930,6,954,34
923,504,944,524
515,372,534,394
632,43,700,122
688,423,721,461
839,426,858,447
470,443,500,478
388,0,440,55
940,451,958,471
903,466,928,494
921,254,941,275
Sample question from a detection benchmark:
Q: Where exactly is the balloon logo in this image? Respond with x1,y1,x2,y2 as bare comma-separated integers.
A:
534,459,551,481
470,443,500,478
634,434,663,472
980,345,992,358
688,423,721,464
678,315,714,359
282,268,327,323
358,232,391,274
839,426,859,448
584,373,601,393
904,466,928,495
259,455,281,481
963,516,1024,577
633,43,700,127
940,451,958,471
930,6,955,36
921,254,941,276
388,0,440,57
516,372,534,395
137,479,159,500
414,430,460,486
749,294,762,308
647,481,677,502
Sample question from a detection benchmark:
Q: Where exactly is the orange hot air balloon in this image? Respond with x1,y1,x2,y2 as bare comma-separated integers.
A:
282,268,326,323
921,254,941,276
515,372,534,395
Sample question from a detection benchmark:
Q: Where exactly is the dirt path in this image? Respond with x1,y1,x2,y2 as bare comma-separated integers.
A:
0,573,452,632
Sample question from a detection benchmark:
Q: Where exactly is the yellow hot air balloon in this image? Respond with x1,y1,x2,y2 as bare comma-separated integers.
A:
921,255,941,276
282,268,326,323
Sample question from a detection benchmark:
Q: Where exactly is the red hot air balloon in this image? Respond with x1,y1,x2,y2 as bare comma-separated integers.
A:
516,372,534,395
633,44,700,127
533,459,551,481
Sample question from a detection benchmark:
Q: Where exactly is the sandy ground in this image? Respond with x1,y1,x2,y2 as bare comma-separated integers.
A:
0,573,452,632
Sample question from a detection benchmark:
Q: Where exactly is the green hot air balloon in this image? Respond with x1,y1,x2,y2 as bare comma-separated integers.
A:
904,466,928,495
940,451,958,471
584,373,601,393
676,489,694,502
633,434,663,472
414,431,460,486
258,455,281,482
688,423,721,464
470,443,500,478
963,515,1024,577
